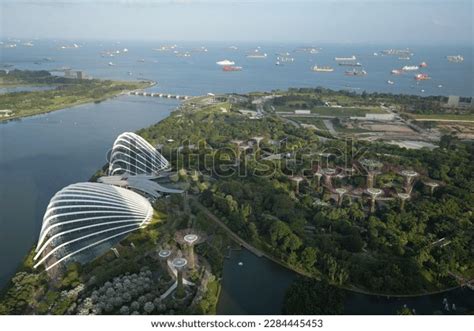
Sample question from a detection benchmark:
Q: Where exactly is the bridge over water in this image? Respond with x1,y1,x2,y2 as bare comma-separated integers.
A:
128,90,191,100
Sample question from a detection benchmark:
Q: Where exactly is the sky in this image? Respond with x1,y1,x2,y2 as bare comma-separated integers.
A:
0,0,472,44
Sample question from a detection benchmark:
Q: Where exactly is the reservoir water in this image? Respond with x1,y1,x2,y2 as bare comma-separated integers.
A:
218,249,474,315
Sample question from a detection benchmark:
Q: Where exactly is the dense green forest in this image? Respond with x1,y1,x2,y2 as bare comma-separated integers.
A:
139,99,473,295
283,277,345,314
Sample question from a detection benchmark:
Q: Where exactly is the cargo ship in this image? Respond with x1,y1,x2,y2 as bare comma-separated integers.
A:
222,66,242,72
312,65,334,72
447,55,464,63
216,59,235,66
338,61,362,67
391,69,403,75
335,55,356,61
345,69,367,76
402,65,419,71
247,52,267,59
381,48,413,57
415,73,430,80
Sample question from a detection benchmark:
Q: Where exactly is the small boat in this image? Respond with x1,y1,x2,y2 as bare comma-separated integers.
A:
419,61,428,68
108,62,115,66
391,69,402,75
387,80,394,85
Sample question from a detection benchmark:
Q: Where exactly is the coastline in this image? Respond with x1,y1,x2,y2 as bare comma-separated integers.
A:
0,80,155,123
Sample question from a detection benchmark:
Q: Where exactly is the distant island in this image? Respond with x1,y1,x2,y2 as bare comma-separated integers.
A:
0,87,472,315
0,69,152,121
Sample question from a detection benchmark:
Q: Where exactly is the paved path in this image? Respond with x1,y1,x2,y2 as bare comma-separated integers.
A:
323,119,337,136
414,118,474,123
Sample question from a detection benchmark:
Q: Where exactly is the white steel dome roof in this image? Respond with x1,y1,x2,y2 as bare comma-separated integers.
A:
34,182,153,271
108,132,170,176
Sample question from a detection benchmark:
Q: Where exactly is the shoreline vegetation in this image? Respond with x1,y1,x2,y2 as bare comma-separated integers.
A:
0,83,472,314
0,69,152,122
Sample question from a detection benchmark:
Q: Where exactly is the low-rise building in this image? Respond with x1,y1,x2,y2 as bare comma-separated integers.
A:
238,109,258,116
350,113,395,121
294,109,311,115
0,109,13,117
446,95,473,109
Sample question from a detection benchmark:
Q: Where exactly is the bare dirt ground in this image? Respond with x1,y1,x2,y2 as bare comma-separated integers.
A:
359,123,415,133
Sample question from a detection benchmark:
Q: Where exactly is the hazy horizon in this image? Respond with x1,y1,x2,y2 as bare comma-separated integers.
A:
0,0,472,45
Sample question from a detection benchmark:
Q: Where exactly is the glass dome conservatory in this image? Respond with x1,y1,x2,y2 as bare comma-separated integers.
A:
34,182,153,271
108,132,170,176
